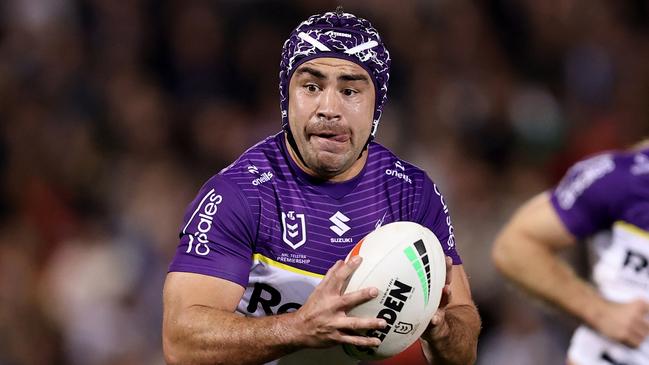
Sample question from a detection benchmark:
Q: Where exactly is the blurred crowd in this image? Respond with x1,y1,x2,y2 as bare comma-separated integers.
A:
1,0,648,364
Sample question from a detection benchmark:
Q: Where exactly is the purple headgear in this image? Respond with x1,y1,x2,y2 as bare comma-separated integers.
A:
279,11,391,140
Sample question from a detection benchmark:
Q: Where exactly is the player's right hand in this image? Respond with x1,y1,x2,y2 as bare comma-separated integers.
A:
292,257,387,348
593,299,649,348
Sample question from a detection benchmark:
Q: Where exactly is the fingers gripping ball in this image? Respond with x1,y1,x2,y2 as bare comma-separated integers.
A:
342,221,447,360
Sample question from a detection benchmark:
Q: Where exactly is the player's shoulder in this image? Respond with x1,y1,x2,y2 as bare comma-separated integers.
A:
626,146,649,177
563,147,647,183
562,151,616,184
368,142,431,187
217,132,285,189
555,147,648,210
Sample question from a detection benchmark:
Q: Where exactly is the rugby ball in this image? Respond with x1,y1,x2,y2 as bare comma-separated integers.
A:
342,221,447,360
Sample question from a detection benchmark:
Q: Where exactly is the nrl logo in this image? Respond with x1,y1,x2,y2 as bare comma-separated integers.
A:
394,321,414,335
281,211,307,249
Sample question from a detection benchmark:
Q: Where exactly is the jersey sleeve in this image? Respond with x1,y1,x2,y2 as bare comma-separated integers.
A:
549,153,621,239
168,174,256,288
414,176,461,264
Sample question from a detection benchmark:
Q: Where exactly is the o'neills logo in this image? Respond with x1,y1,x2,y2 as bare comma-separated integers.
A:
385,168,412,184
182,188,223,256
252,171,273,186
385,161,412,184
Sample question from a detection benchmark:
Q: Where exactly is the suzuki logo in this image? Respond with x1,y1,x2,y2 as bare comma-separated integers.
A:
329,211,351,236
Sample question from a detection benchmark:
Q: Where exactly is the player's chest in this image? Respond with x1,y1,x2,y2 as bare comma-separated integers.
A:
255,195,396,274
604,223,649,274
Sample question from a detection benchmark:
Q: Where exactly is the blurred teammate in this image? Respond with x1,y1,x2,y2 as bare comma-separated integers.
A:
492,140,649,365
163,9,480,365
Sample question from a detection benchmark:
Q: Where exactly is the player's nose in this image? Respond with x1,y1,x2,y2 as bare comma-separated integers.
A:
316,87,342,122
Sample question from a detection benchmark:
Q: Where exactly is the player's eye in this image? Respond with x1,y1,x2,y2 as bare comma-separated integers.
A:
342,88,358,96
304,84,320,93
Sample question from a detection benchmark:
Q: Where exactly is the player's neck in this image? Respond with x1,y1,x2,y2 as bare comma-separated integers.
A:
284,134,368,183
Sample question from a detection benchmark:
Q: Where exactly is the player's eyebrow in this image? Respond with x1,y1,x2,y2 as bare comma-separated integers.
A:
295,66,326,80
295,66,370,84
338,73,370,83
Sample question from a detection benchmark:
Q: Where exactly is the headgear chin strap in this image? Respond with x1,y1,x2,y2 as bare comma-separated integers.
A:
279,10,391,142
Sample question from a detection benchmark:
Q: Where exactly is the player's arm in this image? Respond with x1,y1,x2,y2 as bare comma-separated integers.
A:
164,174,387,364
491,192,649,348
420,261,480,365
162,258,387,365
413,178,480,364
491,192,591,318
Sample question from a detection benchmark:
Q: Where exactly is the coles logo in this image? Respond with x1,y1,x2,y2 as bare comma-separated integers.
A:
434,184,455,249
182,188,223,256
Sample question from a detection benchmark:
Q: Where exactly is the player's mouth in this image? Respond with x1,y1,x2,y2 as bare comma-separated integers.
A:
313,132,349,142
310,132,350,151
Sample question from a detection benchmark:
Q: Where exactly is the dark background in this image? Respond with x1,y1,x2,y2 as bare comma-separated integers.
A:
1,0,648,364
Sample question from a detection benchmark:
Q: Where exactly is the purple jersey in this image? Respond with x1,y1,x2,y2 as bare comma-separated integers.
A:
170,131,459,284
550,148,649,238
169,132,459,363
549,147,649,364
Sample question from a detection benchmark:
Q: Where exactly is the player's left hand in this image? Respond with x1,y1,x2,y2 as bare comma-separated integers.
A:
421,256,453,342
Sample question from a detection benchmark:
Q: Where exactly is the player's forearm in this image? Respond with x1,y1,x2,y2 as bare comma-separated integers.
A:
492,231,604,326
163,305,303,365
422,304,480,365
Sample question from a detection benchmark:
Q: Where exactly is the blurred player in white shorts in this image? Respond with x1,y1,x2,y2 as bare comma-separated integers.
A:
493,139,649,365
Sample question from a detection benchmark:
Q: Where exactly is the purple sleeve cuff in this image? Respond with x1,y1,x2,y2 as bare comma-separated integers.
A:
168,175,255,287
549,153,622,239
549,192,591,239
168,264,249,288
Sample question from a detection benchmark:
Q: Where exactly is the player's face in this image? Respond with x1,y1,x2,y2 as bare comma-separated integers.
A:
288,58,375,181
